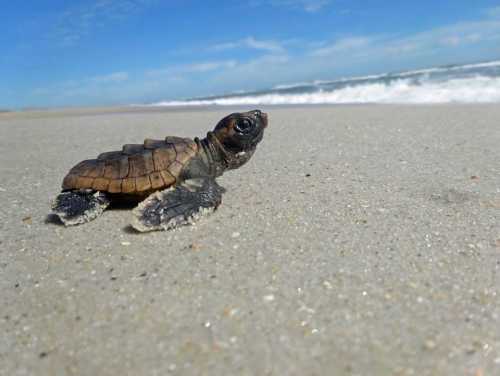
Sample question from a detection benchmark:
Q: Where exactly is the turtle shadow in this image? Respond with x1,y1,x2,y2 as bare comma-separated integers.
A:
122,224,143,234
45,214,64,226
109,201,137,210
45,212,143,234
45,201,136,227
112,203,148,234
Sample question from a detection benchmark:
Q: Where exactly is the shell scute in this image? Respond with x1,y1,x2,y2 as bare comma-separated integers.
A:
92,178,110,191
98,151,122,160
122,144,145,155
165,136,186,145
173,142,187,153
167,160,184,177
152,147,176,171
128,151,154,177
121,178,136,193
135,175,152,192
104,159,123,179
160,170,176,186
144,139,166,149
76,176,94,188
108,179,122,193
69,160,103,178
149,172,164,189
62,174,78,189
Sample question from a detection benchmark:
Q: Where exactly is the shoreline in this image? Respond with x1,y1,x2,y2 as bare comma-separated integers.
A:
1,102,499,121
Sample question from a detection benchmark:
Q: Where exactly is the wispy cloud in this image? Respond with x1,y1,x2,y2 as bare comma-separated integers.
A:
32,70,130,97
211,36,285,53
486,6,500,19
310,36,374,56
251,0,331,13
50,0,155,46
90,71,129,84
383,18,500,57
147,60,238,77
309,14,500,60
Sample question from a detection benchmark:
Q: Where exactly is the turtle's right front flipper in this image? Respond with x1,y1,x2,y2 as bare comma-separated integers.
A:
131,178,224,232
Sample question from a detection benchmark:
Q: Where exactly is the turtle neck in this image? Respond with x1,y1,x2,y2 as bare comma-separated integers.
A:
194,132,228,178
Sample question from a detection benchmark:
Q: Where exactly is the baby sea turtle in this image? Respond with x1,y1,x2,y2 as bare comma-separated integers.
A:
51,110,268,232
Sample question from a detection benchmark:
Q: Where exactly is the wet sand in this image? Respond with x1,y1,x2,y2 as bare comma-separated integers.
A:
1,104,499,375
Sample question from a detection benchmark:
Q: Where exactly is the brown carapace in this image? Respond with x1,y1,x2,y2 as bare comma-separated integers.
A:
62,137,198,196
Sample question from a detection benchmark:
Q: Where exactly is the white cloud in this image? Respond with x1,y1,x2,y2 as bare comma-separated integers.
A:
50,0,156,46
383,18,500,57
90,71,129,83
206,54,291,90
300,0,330,13
147,60,238,77
243,37,285,52
310,36,374,56
185,60,238,73
252,0,331,13
309,15,500,60
32,70,130,98
211,37,285,53
486,6,500,19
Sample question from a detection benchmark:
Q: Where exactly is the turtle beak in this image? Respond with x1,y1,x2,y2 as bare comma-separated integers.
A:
261,112,268,128
253,110,268,128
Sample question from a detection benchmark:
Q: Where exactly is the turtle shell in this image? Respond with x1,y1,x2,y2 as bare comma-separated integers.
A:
62,137,198,195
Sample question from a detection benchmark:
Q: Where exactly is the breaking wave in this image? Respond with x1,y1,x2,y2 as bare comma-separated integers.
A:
149,60,500,106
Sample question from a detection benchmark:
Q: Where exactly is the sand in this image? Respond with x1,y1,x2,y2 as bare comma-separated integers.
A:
1,104,499,375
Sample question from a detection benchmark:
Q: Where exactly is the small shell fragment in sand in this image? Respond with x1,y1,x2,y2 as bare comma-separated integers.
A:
423,339,437,350
187,242,202,251
263,294,275,302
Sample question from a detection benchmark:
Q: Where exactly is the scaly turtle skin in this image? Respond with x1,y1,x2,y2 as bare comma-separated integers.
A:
51,110,268,232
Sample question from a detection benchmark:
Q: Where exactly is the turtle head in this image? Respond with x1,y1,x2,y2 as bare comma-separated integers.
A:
211,110,268,170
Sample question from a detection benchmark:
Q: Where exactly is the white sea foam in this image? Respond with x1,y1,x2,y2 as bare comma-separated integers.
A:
273,82,311,90
151,75,500,106
273,60,500,89
397,60,500,77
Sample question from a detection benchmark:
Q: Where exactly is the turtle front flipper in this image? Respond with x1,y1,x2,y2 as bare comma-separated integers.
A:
131,178,224,232
52,189,110,226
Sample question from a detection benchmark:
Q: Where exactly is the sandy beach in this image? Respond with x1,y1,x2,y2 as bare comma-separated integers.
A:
1,104,499,375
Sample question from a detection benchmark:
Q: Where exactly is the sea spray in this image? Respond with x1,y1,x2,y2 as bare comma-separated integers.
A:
149,60,500,106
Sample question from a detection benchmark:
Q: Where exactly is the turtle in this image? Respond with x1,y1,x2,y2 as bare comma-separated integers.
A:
51,110,268,232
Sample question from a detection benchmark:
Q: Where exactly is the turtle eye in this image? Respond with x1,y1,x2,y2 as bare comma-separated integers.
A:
235,118,253,133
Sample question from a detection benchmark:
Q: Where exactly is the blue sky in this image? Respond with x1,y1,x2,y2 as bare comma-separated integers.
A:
2,0,500,109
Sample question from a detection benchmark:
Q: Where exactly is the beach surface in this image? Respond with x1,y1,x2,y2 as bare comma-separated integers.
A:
1,104,499,375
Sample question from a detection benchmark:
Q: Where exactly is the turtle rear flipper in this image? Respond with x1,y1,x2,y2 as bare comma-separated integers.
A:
131,178,224,232
52,190,110,226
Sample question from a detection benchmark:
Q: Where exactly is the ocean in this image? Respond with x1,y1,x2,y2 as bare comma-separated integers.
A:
150,60,500,106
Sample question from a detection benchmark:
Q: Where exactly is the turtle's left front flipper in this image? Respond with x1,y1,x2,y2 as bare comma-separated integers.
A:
131,178,225,232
